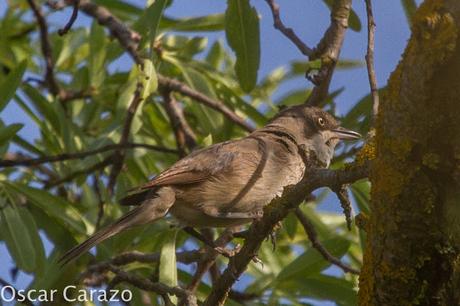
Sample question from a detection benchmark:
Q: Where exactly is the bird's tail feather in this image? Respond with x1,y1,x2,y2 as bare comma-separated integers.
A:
58,187,175,266
58,207,143,265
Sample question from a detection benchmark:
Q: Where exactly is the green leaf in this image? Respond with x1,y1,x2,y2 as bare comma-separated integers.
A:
0,194,36,273
89,21,107,88
0,59,27,112
275,237,351,282
279,275,357,305
135,0,168,51
351,180,371,214
401,0,417,25
161,13,225,32
322,0,361,32
0,123,23,147
5,182,90,236
225,0,260,92
17,206,47,276
159,228,178,303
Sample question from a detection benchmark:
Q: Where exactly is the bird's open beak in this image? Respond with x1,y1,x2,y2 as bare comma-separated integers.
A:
332,127,361,140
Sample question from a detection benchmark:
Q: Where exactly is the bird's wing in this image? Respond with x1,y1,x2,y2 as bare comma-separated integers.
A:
137,140,236,189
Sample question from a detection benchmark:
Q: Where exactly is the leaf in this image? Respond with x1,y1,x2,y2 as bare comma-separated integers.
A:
275,237,351,282
279,275,357,305
89,21,107,88
284,212,298,240
322,0,361,32
0,193,36,273
5,182,90,236
159,228,178,303
161,13,225,32
351,180,371,214
225,0,260,92
401,0,417,25
0,123,23,147
0,59,27,112
135,0,168,50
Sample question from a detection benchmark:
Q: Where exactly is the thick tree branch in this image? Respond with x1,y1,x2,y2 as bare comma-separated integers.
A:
264,0,313,57
364,0,379,123
0,143,177,168
204,162,368,305
295,208,359,274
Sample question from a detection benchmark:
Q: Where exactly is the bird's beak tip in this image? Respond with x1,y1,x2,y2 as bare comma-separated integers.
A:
332,127,362,140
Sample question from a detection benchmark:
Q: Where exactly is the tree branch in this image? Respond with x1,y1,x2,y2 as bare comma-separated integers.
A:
204,162,368,305
26,0,60,96
161,90,197,157
295,208,359,274
108,81,144,195
306,0,352,106
158,75,254,132
364,0,379,123
0,143,177,168
58,0,79,35
264,0,313,57
107,265,197,306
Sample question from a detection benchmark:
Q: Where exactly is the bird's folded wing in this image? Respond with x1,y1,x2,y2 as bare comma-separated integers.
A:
136,140,237,190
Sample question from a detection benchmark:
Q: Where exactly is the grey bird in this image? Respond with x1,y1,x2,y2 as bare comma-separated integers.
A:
59,105,360,264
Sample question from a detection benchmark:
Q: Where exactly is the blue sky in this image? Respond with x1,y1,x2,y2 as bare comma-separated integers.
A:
0,1,422,305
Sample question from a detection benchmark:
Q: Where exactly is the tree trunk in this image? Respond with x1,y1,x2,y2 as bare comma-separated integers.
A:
359,0,460,305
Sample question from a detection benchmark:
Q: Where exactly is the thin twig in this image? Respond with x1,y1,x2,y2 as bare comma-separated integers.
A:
158,75,254,132
107,265,197,306
58,0,80,35
264,0,313,57
364,0,379,123
107,81,144,195
44,156,113,188
26,0,60,96
161,90,197,157
332,184,354,230
63,0,142,64
0,143,177,168
295,208,359,274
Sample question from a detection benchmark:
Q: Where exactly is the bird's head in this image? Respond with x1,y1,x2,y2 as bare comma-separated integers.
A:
268,105,361,167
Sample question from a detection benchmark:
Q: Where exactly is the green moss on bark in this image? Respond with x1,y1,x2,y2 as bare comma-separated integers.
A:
358,0,460,305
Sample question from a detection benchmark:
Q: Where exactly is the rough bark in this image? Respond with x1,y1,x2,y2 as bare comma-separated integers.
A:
359,0,460,305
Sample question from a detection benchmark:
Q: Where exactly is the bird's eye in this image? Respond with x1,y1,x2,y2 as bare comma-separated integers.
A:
317,117,325,126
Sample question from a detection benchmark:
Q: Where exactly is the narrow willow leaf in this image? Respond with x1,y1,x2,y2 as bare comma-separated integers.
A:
135,0,168,51
5,182,90,235
0,60,27,112
159,229,178,303
225,0,260,92
401,0,417,25
17,206,46,276
89,21,107,88
0,197,36,273
0,123,23,147
161,13,225,32
275,237,351,282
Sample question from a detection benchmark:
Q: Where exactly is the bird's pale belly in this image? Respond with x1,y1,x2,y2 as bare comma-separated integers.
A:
169,162,305,228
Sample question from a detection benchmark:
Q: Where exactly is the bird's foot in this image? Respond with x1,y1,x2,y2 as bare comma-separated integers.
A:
214,243,241,258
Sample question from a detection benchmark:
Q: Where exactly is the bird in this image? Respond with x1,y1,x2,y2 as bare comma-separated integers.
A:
59,105,360,265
